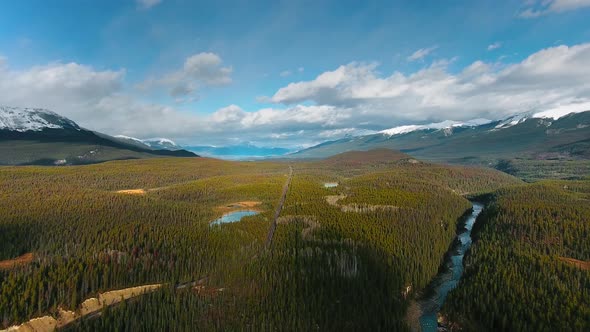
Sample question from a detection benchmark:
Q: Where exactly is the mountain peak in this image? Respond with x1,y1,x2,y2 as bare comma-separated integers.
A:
0,106,80,132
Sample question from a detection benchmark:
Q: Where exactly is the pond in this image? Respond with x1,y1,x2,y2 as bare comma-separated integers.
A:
324,182,339,188
210,210,259,226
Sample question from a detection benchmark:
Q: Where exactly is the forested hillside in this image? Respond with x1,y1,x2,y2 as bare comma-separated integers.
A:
442,181,590,331
0,151,521,330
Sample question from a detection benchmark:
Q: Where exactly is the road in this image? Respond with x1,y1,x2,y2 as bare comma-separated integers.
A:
265,165,293,248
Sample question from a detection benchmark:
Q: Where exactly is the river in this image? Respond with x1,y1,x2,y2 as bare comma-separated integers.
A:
418,202,484,331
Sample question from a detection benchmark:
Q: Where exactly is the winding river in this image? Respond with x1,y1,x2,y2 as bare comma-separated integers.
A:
418,202,484,331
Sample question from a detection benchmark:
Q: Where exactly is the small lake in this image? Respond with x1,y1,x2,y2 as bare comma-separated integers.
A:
210,210,259,226
418,202,483,331
324,182,339,188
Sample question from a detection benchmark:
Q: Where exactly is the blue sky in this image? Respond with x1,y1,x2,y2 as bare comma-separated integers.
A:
1,0,590,148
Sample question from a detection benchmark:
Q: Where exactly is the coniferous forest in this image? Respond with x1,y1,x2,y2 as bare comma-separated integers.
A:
0,150,588,331
443,181,590,331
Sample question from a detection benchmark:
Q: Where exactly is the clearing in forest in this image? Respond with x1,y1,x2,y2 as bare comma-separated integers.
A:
216,201,262,213
0,253,33,270
558,257,590,271
4,284,163,332
115,189,147,195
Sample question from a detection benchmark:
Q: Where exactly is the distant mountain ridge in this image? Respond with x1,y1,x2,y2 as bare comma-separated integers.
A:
0,106,197,165
187,144,292,159
291,110,590,163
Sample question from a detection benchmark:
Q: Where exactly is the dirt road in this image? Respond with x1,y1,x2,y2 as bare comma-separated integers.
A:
265,166,293,248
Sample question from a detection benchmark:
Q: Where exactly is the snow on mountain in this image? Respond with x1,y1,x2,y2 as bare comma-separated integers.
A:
144,138,178,148
492,103,590,130
114,135,180,150
532,102,590,120
493,113,532,129
114,135,148,145
380,125,426,136
380,119,491,137
379,106,590,137
0,106,80,132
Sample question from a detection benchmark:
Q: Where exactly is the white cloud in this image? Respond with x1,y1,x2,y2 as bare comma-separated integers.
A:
140,52,232,100
519,0,590,17
266,43,590,130
487,42,502,51
2,43,590,148
0,58,203,139
209,104,348,130
280,70,292,77
136,0,162,9
0,61,124,108
407,46,438,62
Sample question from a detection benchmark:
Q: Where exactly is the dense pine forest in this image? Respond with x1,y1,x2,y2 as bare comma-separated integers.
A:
0,150,524,330
443,181,590,331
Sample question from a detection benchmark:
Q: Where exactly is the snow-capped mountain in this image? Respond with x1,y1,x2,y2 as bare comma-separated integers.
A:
114,135,181,151
377,106,590,138
380,119,492,137
143,138,180,150
0,106,197,165
0,106,80,132
292,109,590,161
492,112,533,130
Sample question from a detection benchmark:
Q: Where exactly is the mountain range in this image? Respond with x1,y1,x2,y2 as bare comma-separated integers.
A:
289,110,590,164
0,106,197,166
2,106,589,166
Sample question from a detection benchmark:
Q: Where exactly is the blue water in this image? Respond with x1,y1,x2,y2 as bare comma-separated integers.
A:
418,203,483,331
210,210,259,226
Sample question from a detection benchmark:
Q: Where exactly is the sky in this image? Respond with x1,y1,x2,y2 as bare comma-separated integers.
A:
1,0,590,149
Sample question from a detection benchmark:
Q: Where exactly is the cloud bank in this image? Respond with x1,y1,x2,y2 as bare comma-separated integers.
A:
1,43,590,147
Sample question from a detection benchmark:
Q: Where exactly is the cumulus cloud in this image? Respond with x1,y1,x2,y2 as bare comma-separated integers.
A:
0,61,124,109
136,0,162,10
209,104,349,131
0,58,204,139
266,43,590,129
140,52,232,100
407,46,438,62
519,0,590,17
487,42,502,51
